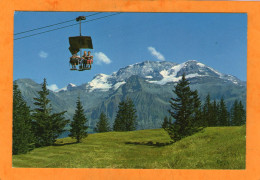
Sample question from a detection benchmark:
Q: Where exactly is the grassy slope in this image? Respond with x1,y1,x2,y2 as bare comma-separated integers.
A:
13,126,246,169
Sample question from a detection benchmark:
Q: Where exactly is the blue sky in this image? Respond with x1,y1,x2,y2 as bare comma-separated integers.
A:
14,12,247,90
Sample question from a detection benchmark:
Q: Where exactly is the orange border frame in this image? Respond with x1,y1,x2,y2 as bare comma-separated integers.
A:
1,0,260,179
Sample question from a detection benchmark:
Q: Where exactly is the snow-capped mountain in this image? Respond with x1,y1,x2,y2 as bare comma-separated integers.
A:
57,83,77,92
15,60,246,130
66,60,243,92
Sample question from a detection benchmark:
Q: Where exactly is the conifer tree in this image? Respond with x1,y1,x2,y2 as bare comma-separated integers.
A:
95,112,110,132
113,101,127,131
218,97,229,126
69,97,88,143
162,116,169,129
125,97,137,131
32,78,68,147
231,100,246,126
13,83,34,154
192,90,203,128
167,74,201,142
202,94,213,127
238,101,246,125
211,100,219,126
113,98,137,131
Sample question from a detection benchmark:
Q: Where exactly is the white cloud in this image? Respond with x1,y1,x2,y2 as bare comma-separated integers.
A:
47,84,59,92
94,52,111,65
147,47,165,61
39,51,48,58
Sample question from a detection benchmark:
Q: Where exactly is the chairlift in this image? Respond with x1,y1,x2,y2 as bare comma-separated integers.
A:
69,16,93,71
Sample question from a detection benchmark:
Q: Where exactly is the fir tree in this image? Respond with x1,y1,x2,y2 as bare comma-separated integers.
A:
162,116,169,129
113,98,137,131
125,97,137,131
113,100,127,131
191,90,202,128
167,74,201,142
218,97,229,126
211,100,219,126
231,100,246,126
238,101,246,125
69,97,88,143
202,94,213,127
13,83,34,154
32,78,69,147
95,112,110,132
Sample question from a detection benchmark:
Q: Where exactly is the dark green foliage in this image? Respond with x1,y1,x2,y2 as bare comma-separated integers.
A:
69,97,88,143
113,101,127,131
32,78,69,147
192,90,203,127
218,97,229,126
202,95,222,127
95,112,110,132
238,101,246,124
230,100,246,126
113,97,137,131
211,100,219,126
202,94,214,127
162,116,170,129
125,98,138,131
13,83,34,155
167,74,202,142
201,95,245,127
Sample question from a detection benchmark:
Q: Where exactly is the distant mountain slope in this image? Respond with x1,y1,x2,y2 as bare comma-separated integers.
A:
15,60,246,130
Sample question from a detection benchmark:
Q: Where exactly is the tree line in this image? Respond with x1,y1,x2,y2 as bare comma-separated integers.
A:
13,78,138,155
162,74,246,142
13,75,246,154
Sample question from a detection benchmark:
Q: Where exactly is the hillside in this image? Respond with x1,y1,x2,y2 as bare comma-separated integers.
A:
15,60,246,130
13,126,246,169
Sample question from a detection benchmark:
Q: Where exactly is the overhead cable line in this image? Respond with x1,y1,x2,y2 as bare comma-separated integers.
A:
14,12,102,36
14,13,121,41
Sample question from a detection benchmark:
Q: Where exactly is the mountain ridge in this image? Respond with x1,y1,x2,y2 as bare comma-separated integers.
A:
54,60,245,93
15,60,246,130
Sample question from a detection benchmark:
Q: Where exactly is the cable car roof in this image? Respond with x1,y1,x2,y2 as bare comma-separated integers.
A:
69,36,93,54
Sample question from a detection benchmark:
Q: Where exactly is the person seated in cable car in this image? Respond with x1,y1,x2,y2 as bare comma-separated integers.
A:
81,51,93,69
70,51,81,69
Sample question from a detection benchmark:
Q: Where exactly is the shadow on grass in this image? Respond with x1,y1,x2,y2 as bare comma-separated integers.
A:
54,142,78,146
125,141,173,147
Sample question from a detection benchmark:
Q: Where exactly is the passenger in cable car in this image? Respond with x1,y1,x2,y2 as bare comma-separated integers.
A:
87,51,93,68
70,51,81,69
81,51,88,68
82,51,93,69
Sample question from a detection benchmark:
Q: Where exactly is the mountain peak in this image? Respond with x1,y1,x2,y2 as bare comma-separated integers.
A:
84,60,244,92
68,83,76,87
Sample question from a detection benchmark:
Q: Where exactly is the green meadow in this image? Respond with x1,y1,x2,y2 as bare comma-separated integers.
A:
13,126,246,169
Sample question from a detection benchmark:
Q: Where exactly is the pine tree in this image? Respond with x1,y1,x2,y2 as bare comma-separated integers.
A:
113,100,127,131
95,112,110,132
202,94,213,127
125,97,137,131
211,100,219,126
162,116,169,129
13,83,34,154
231,100,246,126
167,74,201,142
238,101,246,125
218,97,229,126
113,98,137,131
191,90,203,129
32,78,69,147
69,97,88,143
230,100,239,126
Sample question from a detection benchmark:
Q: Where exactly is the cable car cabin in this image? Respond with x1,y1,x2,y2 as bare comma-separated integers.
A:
69,36,94,71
